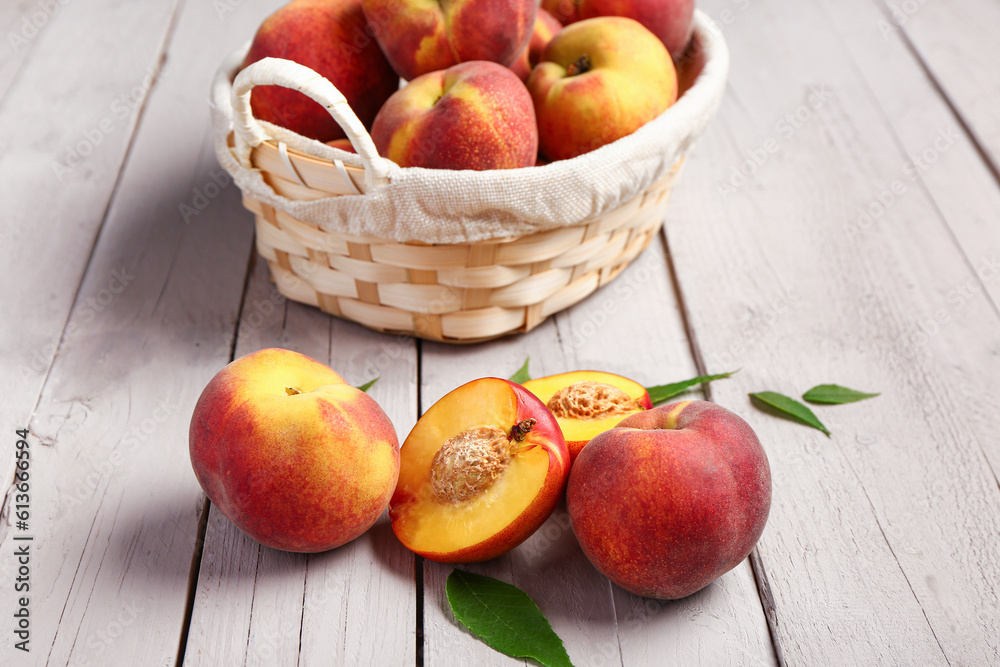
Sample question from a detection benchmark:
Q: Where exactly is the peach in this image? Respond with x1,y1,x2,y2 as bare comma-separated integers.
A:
541,0,695,59
509,8,564,83
189,348,400,553
241,0,399,142
325,138,357,153
567,400,771,599
521,371,652,463
528,17,677,161
541,0,582,25
363,0,537,81
389,378,569,562
371,61,538,170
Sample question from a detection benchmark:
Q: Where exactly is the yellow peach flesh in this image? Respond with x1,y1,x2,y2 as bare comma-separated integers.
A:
393,446,549,554
399,380,515,478
390,378,559,559
522,371,649,455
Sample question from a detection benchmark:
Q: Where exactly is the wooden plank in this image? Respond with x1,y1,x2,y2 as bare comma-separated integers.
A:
0,0,267,664
185,258,419,667
0,0,182,555
669,0,1000,663
2,0,995,663
885,0,1000,173
0,0,57,101
420,240,777,666
185,259,331,667
824,0,1000,310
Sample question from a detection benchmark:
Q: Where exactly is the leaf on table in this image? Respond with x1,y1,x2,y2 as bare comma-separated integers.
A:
355,377,379,393
750,391,831,436
446,569,574,667
646,370,738,406
509,356,531,384
802,384,879,404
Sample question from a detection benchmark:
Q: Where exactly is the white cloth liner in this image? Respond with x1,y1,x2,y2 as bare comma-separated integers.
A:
210,11,729,245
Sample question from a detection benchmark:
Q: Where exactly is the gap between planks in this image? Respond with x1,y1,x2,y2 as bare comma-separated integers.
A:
850,0,1000,322
3,0,189,658
174,238,259,666
874,0,1000,188
415,339,425,667
18,0,182,428
660,226,787,667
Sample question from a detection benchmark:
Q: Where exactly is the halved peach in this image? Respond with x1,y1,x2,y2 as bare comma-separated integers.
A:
521,371,653,463
389,378,569,563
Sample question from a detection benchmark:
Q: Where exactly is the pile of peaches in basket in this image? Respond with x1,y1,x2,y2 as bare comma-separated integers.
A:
242,0,696,169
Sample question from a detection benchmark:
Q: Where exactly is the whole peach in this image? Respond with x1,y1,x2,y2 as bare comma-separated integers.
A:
509,8,564,82
528,17,676,160
363,0,537,80
542,0,695,59
371,61,538,170
242,0,399,142
189,348,400,553
541,0,582,24
567,400,771,599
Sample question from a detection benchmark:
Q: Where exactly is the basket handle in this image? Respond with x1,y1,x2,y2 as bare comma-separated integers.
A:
230,57,391,191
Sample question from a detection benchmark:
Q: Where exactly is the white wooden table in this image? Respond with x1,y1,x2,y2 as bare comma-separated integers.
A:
3,0,999,664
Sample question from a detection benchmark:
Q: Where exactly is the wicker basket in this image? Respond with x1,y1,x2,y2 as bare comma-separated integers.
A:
216,15,726,343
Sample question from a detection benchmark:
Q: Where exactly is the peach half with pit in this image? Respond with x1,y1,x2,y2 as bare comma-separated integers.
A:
389,378,569,563
521,371,652,463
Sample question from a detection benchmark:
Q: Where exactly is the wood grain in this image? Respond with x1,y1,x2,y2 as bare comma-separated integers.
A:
2,0,998,663
186,257,419,667
0,0,255,664
886,0,1000,174
419,239,777,666
670,0,1000,663
0,0,55,102
825,0,1000,310
0,0,181,551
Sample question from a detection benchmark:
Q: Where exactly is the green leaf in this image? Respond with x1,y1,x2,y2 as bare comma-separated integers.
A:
355,377,379,393
509,356,531,384
802,384,880,404
645,370,738,406
446,569,574,667
749,391,831,436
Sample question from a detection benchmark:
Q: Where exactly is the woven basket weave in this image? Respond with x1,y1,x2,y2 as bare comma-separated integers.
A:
218,16,725,343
